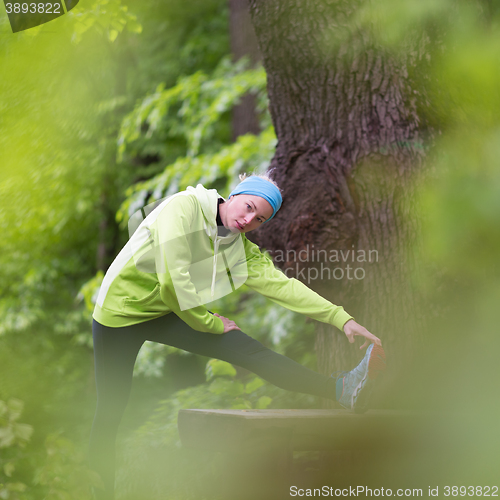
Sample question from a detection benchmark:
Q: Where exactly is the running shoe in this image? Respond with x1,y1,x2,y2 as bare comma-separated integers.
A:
334,343,386,413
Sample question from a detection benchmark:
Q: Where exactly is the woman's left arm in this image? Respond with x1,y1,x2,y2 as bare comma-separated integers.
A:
243,239,381,347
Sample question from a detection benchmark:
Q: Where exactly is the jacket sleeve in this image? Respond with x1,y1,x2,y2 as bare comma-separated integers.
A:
152,195,224,334
242,238,354,331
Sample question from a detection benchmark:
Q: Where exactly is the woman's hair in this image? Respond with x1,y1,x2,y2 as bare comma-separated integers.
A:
238,172,281,193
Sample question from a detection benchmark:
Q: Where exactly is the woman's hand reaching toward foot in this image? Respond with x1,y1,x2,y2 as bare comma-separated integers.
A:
343,319,382,349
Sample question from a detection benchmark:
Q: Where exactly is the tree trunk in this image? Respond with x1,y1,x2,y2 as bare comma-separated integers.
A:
229,0,261,139
248,0,429,407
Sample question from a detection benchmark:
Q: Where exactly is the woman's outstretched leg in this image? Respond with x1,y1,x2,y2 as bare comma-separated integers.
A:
89,320,145,500
144,313,337,399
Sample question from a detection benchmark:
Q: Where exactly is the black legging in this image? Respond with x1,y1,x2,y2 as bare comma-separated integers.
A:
89,313,336,499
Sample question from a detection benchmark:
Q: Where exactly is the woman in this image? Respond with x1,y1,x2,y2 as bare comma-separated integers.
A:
89,174,385,499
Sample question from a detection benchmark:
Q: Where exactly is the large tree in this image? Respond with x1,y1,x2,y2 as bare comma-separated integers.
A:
229,0,261,139
247,0,430,405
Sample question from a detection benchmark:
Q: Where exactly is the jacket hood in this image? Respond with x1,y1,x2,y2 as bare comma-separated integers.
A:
185,183,241,299
186,183,240,244
186,184,218,228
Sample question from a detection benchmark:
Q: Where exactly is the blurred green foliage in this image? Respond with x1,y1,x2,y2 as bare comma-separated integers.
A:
0,400,32,500
117,56,269,159
1,0,499,496
70,0,143,43
33,433,102,500
350,5,500,487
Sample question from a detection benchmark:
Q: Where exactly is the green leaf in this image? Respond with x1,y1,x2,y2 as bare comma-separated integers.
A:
231,400,252,409
3,462,15,477
6,482,27,492
0,401,7,418
13,423,33,443
208,378,244,397
6,399,23,422
255,396,272,409
205,359,237,381
0,427,15,448
245,377,264,394
127,19,143,34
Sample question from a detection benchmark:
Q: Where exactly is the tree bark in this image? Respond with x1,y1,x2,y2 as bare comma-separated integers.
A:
229,0,261,139
248,0,430,407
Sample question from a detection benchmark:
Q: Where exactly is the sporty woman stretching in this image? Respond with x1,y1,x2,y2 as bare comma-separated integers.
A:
89,174,385,499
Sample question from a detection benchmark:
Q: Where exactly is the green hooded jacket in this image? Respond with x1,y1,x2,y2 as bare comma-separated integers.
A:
93,184,353,334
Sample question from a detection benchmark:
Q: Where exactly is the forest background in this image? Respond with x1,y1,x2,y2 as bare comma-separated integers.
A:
1,0,499,499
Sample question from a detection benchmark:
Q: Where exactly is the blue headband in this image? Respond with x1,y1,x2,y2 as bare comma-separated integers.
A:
229,177,282,222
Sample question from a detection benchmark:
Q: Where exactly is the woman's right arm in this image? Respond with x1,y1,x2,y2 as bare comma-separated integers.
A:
242,238,353,332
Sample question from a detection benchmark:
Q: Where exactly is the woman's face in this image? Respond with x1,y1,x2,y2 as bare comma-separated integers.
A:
221,194,274,234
